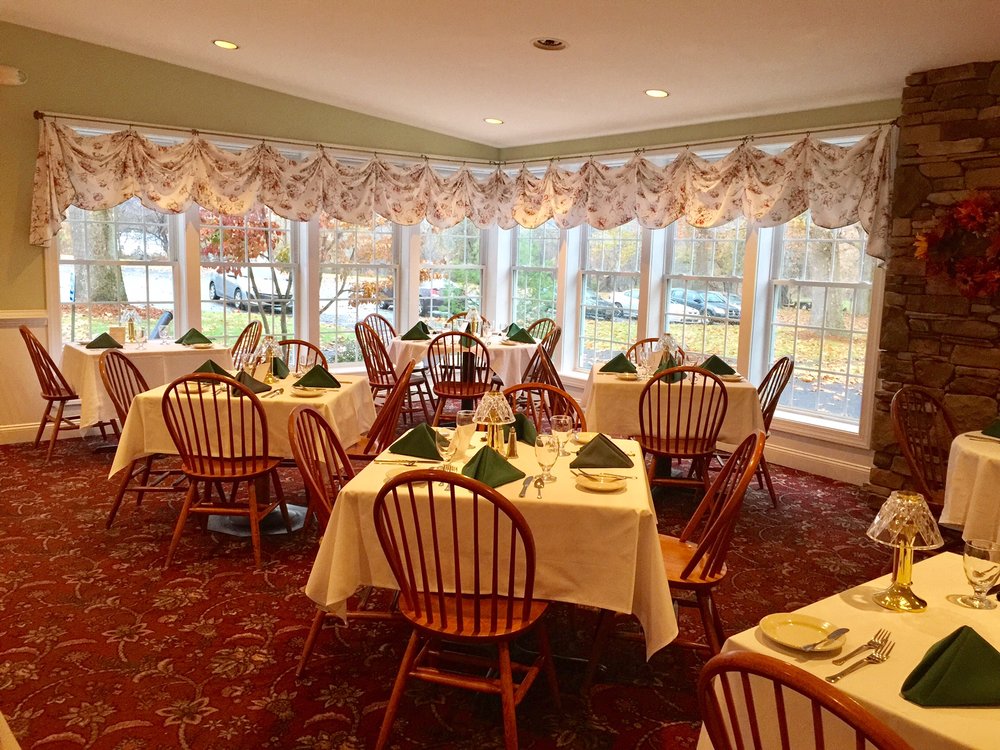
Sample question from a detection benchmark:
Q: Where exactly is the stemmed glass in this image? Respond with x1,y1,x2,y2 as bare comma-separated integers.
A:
958,539,1000,609
135,328,146,350
551,415,573,456
454,409,477,455
436,427,459,474
534,434,559,484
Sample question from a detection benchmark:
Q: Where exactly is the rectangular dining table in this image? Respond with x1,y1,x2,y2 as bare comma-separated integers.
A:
581,365,765,444
62,341,234,428
697,552,999,750
109,373,376,478
304,434,679,660
941,432,1000,544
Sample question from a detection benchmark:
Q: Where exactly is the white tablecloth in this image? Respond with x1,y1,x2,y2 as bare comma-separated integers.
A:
62,342,234,427
387,336,537,387
109,374,376,477
581,365,765,444
305,435,678,660
697,552,1000,750
941,432,1000,544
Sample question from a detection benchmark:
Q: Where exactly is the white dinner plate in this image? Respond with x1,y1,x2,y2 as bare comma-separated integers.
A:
758,613,846,652
291,386,324,398
573,432,598,445
720,374,742,382
574,473,627,492
191,343,214,349
615,372,639,381
500,339,518,346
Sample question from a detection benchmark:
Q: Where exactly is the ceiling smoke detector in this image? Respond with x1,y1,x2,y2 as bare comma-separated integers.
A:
0,65,27,86
532,37,566,51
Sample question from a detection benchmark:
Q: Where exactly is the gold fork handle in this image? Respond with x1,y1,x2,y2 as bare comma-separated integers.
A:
826,657,873,683
832,643,873,666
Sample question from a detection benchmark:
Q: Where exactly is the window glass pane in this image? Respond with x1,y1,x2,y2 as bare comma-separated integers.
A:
57,200,174,342
419,219,483,323
512,222,559,324
664,220,745,363
199,205,294,346
770,212,872,423
577,223,640,369
318,213,397,364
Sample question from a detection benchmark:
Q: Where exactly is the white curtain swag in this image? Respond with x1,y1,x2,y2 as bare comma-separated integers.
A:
31,120,893,259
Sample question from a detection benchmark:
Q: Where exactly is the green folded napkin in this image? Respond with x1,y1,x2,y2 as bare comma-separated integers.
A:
85,332,123,349
194,359,231,376
599,353,637,374
461,445,526,488
507,328,535,344
655,353,685,383
982,418,1000,438
502,323,521,337
700,354,736,376
458,322,477,348
401,323,431,341
230,370,271,396
388,423,443,460
294,365,340,389
502,413,538,445
902,626,1000,706
271,357,290,379
570,434,634,469
175,328,212,345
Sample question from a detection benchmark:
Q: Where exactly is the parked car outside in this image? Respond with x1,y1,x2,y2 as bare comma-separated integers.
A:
207,269,293,313
610,288,642,318
418,280,479,317
668,288,740,323
666,301,701,323
581,290,618,320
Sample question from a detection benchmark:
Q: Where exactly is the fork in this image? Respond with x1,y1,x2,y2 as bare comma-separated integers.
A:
831,627,890,665
825,640,894,683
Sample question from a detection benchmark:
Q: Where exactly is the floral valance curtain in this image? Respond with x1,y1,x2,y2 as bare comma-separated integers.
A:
31,120,895,259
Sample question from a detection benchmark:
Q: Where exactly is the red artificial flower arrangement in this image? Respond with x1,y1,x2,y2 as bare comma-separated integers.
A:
914,191,1000,298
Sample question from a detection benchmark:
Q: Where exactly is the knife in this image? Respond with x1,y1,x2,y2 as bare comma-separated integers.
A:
801,627,850,652
518,475,534,498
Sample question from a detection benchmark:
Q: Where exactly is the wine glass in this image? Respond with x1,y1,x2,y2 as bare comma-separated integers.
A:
957,539,1000,609
551,415,573,456
436,427,459,473
534,434,559,484
135,328,146,350
454,409,477,455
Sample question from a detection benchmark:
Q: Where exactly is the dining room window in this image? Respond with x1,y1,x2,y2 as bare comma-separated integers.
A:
198,205,296,346
56,199,175,342
663,219,746,363
767,212,874,423
577,222,642,369
419,219,484,324
511,222,560,326
317,212,397,364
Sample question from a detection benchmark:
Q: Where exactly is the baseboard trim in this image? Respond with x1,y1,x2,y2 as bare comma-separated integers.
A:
762,441,872,485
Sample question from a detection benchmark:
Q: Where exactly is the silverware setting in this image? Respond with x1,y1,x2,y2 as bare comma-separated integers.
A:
534,476,544,499
374,458,438,466
801,626,850,652
571,468,635,480
518,475,534,498
261,388,284,399
967,435,1000,444
825,640,894,683
832,628,891,666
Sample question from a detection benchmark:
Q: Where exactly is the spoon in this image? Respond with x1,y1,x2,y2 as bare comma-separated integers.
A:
534,476,544,499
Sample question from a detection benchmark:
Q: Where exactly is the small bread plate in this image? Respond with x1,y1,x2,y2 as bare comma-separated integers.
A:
758,613,846,653
500,339,518,346
191,342,214,349
573,431,598,445
720,374,742,382
384,466,415,481
182,381,213,393
615,371,639,381
574,472,627,493
291,385,325,398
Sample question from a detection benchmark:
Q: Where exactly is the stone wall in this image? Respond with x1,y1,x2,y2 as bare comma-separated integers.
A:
866,60,1000,502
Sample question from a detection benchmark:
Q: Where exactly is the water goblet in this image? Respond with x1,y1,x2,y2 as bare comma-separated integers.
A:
435,427,459,474
551,414,573,456
534,434,559,484
135,328,146,350
957,539,1000,609
454,409,477,455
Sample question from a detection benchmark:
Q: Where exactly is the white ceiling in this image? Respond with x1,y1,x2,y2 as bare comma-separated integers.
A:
3,0,1000,148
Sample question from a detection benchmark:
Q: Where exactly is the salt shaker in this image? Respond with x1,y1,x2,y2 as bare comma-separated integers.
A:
506,429,518,459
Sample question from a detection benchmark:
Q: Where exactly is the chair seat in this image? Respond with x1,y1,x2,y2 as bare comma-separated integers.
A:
182,456,281,481
659,534,727,588
42,388,78,401
433,382,491,399
642,436,716,457
402,594,549,641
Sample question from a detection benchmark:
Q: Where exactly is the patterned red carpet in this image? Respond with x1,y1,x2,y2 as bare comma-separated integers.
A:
0,438,893,749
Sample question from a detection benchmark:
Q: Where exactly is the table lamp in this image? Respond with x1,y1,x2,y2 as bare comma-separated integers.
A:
472,389,515,455
866,490,944,612
254,335,283,384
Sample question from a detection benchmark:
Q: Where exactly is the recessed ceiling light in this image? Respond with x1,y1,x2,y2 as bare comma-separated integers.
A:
483,117,504,125
532,37,566,51
213,39,239,50
645,89,670,98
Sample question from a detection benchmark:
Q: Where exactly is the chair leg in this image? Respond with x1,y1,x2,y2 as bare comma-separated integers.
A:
375,631,421,750
271,470,292,533
431,395,447,426
33,401,54,447
165,482,199,568
106,458,139,529
296,609,327,678
497,642,519,750
134,455,156,507
697,591,723,655
417,381,433,422
45,401,67,463
535,621,561,710
248,478,264,569
759,456,778,507
581,609,616,693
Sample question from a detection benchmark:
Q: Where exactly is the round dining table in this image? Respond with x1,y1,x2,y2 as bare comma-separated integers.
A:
940,431,1000,543
387,334,537,386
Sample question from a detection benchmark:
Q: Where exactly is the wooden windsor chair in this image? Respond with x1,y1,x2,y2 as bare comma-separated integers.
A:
520,344,564,391
525,317,556,342
99,350,186,528
344,359,418,464
373,470,560,750
445,311,492,327
426,331,492,425
626,337,658,367
699,651,911,750
278,339,327,372
891,384,958,510
638,366,728,492
755,356,794,505
355,321,433,423
361,313,396,349
230,320,262,370
502,383,586,433
160,373,291,568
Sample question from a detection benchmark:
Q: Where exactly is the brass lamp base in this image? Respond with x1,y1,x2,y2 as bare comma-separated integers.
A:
872,582,927,612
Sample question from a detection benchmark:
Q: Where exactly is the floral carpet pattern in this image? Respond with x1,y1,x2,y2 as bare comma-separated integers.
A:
0,438,893,749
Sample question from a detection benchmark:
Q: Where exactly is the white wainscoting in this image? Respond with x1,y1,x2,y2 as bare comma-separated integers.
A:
2,311,60,445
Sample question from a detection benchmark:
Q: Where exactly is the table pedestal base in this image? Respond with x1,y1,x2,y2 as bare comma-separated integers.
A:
207,505,308,537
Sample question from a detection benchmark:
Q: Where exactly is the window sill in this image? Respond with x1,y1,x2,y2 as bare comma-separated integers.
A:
771,410,868,448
